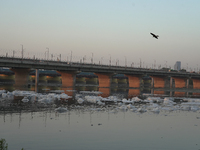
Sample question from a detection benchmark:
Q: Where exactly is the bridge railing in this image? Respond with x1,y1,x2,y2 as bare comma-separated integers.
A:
0,49,196,73
0,49,145,68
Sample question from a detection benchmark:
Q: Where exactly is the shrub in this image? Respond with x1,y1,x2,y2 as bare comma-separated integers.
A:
0,139,8,150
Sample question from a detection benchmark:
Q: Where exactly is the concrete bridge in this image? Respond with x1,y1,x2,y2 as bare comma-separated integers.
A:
1,56,200,97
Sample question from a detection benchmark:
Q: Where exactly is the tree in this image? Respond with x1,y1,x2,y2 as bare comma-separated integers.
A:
0,139,8,150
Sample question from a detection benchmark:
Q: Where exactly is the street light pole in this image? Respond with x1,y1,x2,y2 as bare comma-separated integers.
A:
101,57,103,65
70,51,72,63
124,56,127,67
46,48,49,60
21,44,23,59
13,50,15,58
91,53,93,64
109,54,111,66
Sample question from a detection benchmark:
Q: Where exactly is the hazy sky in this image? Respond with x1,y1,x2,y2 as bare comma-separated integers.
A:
1,0,200,70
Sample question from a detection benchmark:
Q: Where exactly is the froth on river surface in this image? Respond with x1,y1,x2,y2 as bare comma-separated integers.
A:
0,90,200,150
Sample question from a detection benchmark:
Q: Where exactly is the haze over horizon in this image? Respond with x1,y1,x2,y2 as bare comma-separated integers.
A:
1,0,200,71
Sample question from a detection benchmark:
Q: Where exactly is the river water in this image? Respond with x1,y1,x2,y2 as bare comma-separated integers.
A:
0,90,200,150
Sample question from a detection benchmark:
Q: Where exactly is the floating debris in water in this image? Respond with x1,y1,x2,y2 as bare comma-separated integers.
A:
55,107,68,113
1,90,200,114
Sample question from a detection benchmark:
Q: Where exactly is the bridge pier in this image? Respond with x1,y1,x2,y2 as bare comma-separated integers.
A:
151,76,168,88
125,75,141,97
171,77,188,88
10,68,30,90
174,91,186,97
191,78,200,89
128,89,140,98
125,75,142,88
170,77,189,97
191,78,200,96
57,71,78,96
150,76,169,95
94,73,113,97
35,69,39,92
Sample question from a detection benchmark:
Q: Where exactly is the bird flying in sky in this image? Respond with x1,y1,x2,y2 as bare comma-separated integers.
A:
150,33,159,39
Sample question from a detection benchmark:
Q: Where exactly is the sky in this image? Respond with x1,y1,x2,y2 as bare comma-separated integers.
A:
1,0,200,70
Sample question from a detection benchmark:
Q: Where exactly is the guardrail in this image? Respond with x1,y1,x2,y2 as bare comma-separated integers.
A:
0,56,200,78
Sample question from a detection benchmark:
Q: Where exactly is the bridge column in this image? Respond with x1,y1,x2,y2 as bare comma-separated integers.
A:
57,71,77,96
171,77,187,88
191,78,200,96
171,77,188,97
35,69,39,92
150,76,168,95
125,75,141,97
10,68,30,89
150,76,167,88
94,73,113,97
128,89,140,98
125,75,142,88
191,79,200,89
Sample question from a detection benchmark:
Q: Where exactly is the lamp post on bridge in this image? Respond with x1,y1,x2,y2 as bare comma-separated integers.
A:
101,57,103,65
21,44,24,59
109,54,111,66
116,59,119,66
46,48,49,60
51,54,53,60
124,56,127,67
131,62,134,67
59,54,61,61
13,50,15,58
91,53,93,64
70,51,72,63
83,55,86,63
165,60,167,68
154,59,156,69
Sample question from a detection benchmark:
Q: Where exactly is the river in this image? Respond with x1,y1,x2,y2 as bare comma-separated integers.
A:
0,90,200,150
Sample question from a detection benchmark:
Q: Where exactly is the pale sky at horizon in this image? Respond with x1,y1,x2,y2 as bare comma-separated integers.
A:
1,0,200,70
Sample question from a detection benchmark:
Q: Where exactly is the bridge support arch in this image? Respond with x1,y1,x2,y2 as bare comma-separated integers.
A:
10,68,30,89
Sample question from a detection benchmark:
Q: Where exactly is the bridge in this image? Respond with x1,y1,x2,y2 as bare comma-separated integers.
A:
1,56,200,97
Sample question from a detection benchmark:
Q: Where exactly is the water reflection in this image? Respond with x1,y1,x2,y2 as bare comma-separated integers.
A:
1,82,200,98
1,105,200,150
1,87,200,150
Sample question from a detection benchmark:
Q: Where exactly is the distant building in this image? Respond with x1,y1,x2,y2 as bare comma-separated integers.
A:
174,61,181,71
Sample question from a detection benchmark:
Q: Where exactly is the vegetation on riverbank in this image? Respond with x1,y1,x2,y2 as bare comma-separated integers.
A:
0,139,23,150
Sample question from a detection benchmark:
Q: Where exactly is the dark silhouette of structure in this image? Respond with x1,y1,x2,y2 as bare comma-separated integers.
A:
150,33,159,39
